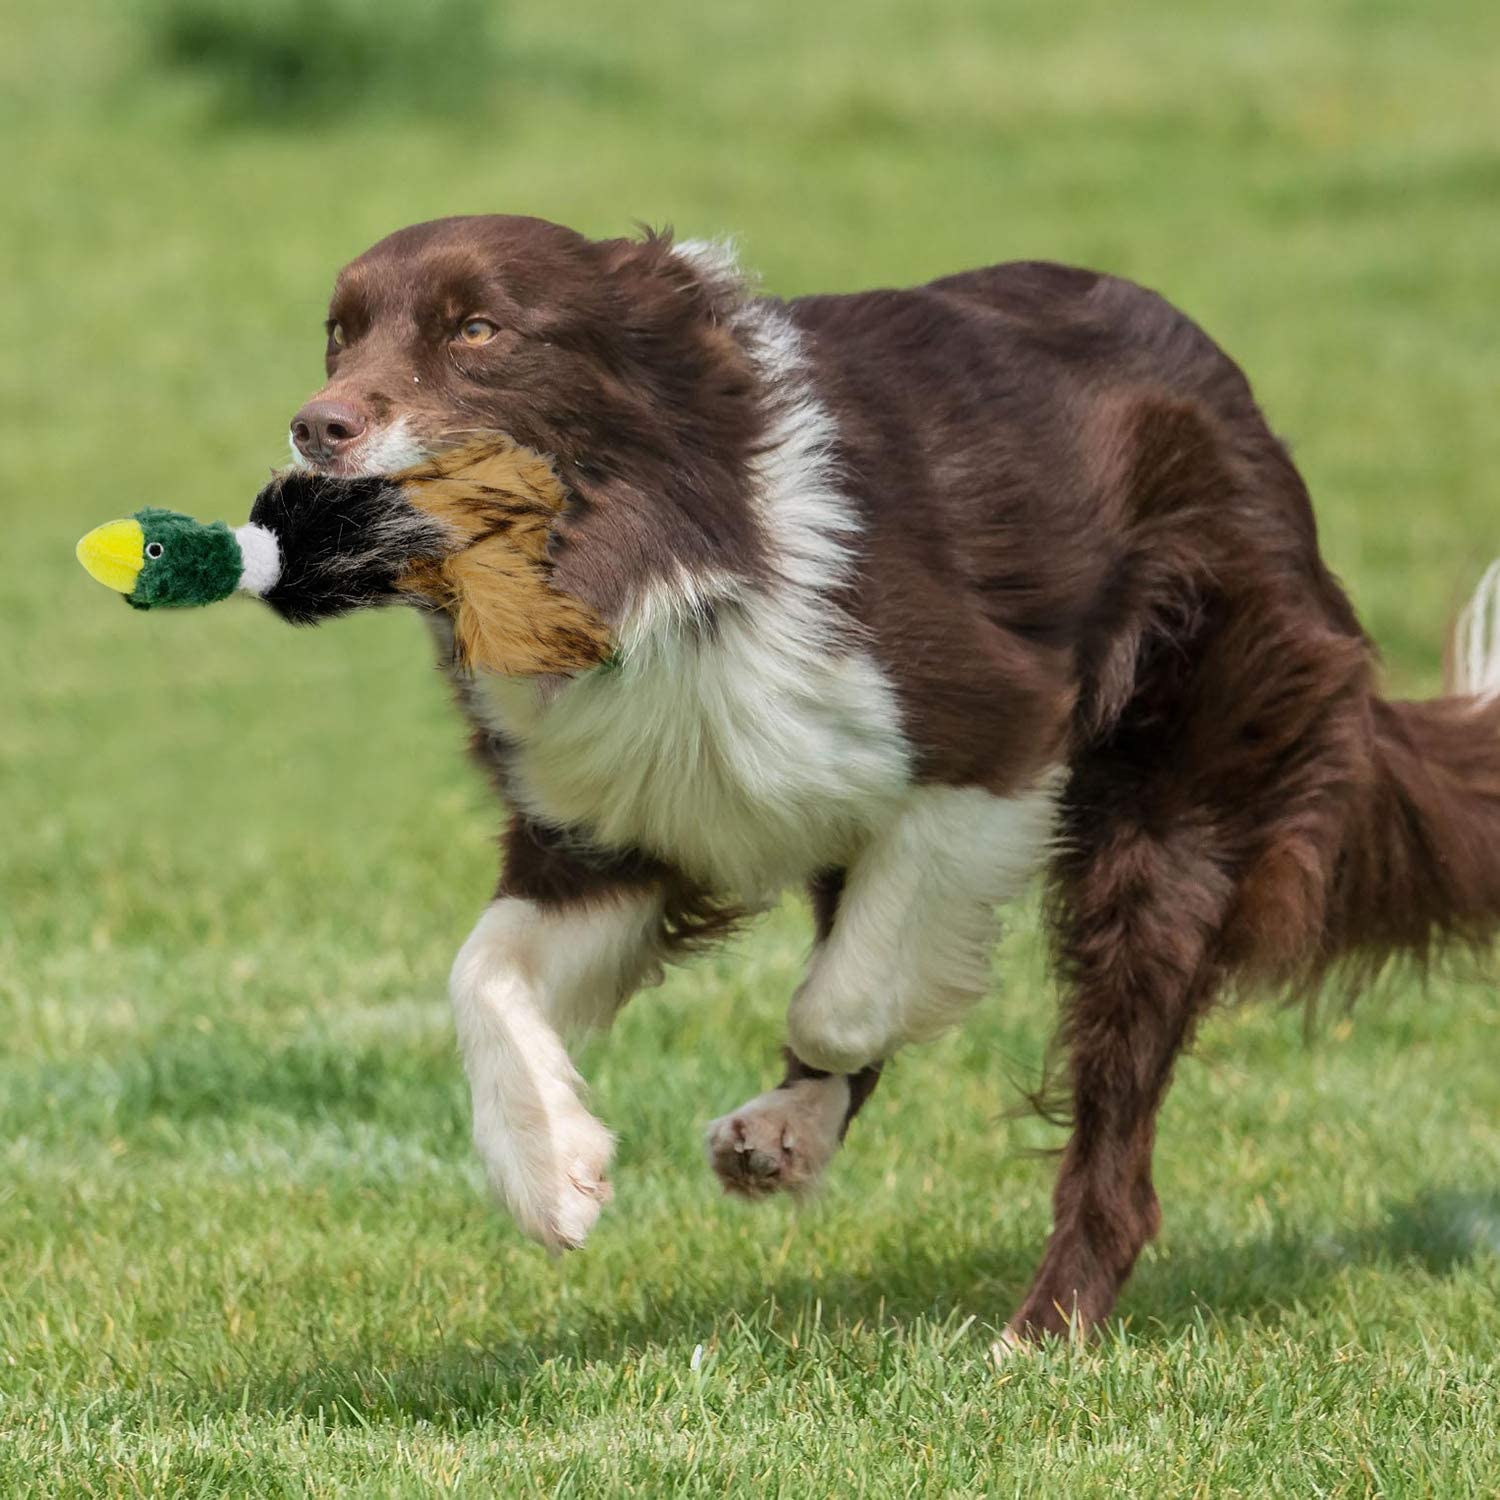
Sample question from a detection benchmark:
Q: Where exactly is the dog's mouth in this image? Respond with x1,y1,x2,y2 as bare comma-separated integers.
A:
287,415,433,479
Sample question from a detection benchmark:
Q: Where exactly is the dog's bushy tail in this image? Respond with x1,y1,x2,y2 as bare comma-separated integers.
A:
1329,563,1500,971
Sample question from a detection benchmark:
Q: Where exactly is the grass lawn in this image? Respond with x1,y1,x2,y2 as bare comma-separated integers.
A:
3,0,1499,1492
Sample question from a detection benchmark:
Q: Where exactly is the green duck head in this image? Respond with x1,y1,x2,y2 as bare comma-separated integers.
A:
76,507,277,610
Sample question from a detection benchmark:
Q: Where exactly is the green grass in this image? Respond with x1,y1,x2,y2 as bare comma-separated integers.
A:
151,0,508,121
4,0,1500,1492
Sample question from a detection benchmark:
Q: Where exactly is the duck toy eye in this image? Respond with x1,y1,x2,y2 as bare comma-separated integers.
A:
145,541,164,559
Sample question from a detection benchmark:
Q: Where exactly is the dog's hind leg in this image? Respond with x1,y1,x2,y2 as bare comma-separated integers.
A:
1007,812,1233,1342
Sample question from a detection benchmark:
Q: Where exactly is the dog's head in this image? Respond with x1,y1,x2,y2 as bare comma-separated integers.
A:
289,216,767,617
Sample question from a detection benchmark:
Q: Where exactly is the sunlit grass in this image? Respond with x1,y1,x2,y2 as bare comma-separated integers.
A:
3,0,1499,1492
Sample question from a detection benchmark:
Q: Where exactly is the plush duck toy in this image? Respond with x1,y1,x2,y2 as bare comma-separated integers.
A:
76,509,281,611
75,438,614,678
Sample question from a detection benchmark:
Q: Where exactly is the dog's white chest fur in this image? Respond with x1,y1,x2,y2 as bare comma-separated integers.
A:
470,612,912,897
465,293,921,898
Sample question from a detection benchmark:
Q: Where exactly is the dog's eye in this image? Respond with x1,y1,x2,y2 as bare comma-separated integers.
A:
457,317,499,346
328,322,347,349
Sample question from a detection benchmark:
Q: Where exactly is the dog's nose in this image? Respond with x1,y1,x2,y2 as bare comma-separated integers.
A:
290,398,368,463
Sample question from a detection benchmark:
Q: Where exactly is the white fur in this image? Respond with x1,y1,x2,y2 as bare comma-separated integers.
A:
449,892,665,1250
673,237,749,299
1453,559,1500,700
286,414,428,477
233,522,281,596
787,775,1063,1074
467,300,913,899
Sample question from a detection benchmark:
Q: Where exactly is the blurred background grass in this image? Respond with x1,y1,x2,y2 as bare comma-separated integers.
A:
3,0,1499,1493
153,0,508,118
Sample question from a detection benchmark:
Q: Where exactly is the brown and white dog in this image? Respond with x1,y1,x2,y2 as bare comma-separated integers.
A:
287,215,1500,1342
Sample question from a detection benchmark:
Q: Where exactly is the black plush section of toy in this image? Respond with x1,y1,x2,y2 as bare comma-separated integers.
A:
249,471,452,624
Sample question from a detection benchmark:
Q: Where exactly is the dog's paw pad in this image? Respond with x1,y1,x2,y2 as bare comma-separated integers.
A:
705,1077,850,1199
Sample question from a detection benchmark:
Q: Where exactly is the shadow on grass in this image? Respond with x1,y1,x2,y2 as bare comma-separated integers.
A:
187,1186,1500,1427
1124,1186,1500,1332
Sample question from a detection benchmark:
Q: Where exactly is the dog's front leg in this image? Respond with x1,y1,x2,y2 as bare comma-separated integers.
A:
708,781,1059,1197
707,869,882,1198
450,890,664,1250
785,780,1060,1075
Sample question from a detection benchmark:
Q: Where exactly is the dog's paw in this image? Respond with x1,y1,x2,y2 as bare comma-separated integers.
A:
705,1076,850,1199
547,1116,615,1251
475,1099,615,1252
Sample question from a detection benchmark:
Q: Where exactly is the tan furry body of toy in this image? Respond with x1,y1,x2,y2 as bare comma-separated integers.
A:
393,441,615,678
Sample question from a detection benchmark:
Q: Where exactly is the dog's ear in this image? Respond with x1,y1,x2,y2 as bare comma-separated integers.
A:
541,230,767,629
594,228,746,333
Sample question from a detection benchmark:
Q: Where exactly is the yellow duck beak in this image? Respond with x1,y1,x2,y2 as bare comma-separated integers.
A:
76,518,146,595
